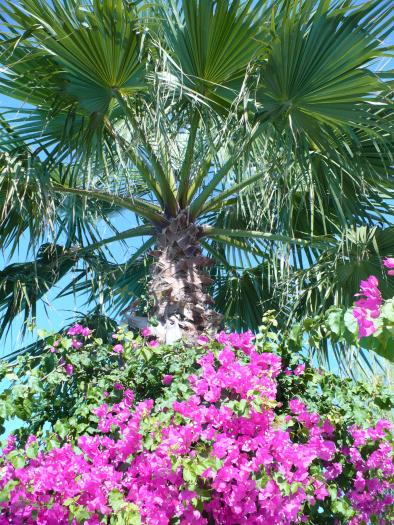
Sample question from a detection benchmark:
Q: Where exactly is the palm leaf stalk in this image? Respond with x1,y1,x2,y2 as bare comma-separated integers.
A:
0,0,393,348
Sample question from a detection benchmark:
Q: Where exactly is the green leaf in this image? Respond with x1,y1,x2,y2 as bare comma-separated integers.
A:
326,308,345,336
108,489,127,513
344,309,358,335
26,441,39,459
0,480,19,503
257,1,391,138
182,463,196,485
54,420,69,439
7,451,26,469
161,0,265,107
68,505,91,524
381,300,394,323
332,498,355,519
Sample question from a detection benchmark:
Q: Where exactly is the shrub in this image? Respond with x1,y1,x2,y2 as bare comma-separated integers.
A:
1,326,393,524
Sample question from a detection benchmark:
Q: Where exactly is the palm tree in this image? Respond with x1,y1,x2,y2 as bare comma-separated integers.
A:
0,0,393,346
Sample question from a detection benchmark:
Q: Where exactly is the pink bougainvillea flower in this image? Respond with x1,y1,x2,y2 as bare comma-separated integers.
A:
25,435,37,448
141,327,152,337
67,323,84,336
197,335,210,345
149,339,159,348
289,398,307,414
64,364,74,376
2,435,16,455
80,327,92,337
294,364,306,376
163,374,174,386
113,344,124,354
383,257,394,276
67,324,92,338
353,275,382,339
1,329,393,525
355,316,377,338
72,339,83,350
215,331,228,345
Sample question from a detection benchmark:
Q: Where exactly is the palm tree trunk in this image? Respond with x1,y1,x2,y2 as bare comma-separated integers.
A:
149,211,222,341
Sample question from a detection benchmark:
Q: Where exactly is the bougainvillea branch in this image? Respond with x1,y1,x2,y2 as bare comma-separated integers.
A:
352,258,394,339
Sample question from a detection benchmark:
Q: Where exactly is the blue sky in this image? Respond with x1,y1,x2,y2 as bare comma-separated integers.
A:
0,209,144,359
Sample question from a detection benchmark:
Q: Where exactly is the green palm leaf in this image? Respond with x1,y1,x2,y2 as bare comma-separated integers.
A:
257,0,392,138
2,0,148,114
160,0,267,108
0,244,78,337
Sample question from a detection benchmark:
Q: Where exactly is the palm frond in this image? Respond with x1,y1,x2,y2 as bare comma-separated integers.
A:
0,244,78,337
158,0,269,109
289,226,394,320
256,0,392,139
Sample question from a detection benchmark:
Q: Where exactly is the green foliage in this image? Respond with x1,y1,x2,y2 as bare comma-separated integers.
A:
1,312,393,524
289,227,394,321
287,300,394,372
0,326,204,441
1,314,392,447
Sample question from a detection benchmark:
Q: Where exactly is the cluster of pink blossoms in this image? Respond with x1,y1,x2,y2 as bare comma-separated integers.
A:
384,258,394,277
67,324,93,338
353,257,394,338
110,327,160,354
1,332,393,524
353,275,382,338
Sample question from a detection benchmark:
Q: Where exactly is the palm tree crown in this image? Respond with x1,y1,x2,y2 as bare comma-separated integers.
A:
0,0,393,351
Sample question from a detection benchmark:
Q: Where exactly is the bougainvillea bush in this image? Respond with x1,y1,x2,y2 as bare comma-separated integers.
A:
0,264,394,524
0,323,393,524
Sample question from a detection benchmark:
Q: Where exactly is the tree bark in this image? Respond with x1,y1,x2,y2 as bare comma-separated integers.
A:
148,211,222,341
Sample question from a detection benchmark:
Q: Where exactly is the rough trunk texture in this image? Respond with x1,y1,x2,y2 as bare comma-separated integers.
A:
147,211,222,342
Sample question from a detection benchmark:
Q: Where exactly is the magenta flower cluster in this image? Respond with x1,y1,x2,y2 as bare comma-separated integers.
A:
353,257,394,338
1,333,392,524
384,258,394,277
67,324,92,338
353,275,382,338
